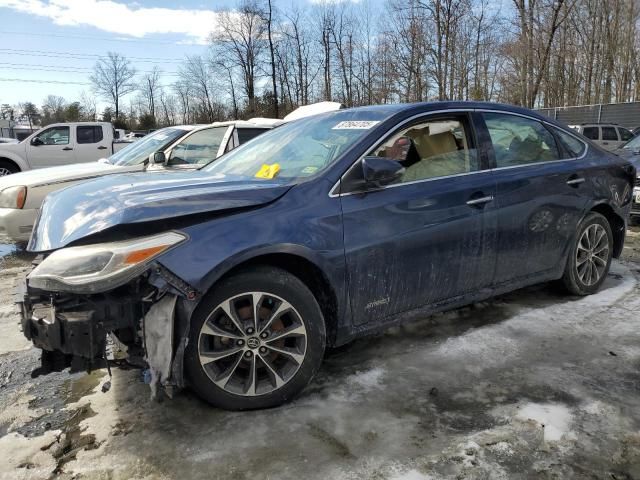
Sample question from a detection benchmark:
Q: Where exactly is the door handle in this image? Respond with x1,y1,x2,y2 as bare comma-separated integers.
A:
466,195,494,206
62,147,73,151
97,146,108,150
566,177,585,186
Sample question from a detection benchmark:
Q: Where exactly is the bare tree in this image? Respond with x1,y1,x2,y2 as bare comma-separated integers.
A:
179,55,219,122
78,91,97,121
266,0,279,116
41,95,66,125
140,66,162,119
19,102,39,129
90,51,137,119
211,0,267,116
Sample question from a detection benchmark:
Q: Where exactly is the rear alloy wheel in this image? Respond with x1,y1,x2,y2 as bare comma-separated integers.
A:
562,212,613,295
185,267,325,410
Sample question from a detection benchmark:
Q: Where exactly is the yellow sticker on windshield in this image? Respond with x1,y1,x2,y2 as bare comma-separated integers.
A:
255,163,281,179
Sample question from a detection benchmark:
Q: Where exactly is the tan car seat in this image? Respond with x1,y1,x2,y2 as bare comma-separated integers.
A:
403,127,466,181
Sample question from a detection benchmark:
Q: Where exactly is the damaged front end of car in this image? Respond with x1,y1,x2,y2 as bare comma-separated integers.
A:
16,231,197,397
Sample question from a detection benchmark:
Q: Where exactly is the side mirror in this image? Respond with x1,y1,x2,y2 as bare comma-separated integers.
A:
361,157,405,188
31,137,43,146
150,151,166,165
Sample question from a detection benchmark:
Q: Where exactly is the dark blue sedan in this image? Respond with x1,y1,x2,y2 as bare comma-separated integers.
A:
18,102,635,410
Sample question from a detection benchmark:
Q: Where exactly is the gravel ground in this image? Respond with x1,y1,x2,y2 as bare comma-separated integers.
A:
1,229,640,480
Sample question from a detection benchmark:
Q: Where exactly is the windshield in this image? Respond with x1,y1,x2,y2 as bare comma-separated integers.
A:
110,127,189,166
622,134,640,151
203,110,392,181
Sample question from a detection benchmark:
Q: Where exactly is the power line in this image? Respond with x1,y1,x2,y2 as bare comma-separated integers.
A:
2,64,182,76
0,78,91,85
0,30,204,46
0,48,185,63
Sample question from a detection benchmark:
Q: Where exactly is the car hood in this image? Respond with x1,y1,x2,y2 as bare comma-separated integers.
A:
28,170,292,251
0,142,26,155
0,161,122,189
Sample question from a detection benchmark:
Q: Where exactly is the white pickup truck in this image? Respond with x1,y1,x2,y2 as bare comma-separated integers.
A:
0,122,130,176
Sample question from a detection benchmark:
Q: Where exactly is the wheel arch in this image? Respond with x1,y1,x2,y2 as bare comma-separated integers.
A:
0,156,22,173
200,248,341,347
589,202,625,258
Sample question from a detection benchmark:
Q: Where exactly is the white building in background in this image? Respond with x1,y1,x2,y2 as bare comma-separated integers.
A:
0,119,14,138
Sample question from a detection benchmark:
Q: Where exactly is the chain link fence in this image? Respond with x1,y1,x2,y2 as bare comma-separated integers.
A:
536,102,640,128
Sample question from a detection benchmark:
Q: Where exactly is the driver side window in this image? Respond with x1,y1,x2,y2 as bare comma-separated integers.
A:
35,126,70,145
372,116,478,183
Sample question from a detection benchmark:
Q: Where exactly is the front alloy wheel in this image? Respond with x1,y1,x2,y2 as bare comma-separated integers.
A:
185,266,326,410
198,292,308,397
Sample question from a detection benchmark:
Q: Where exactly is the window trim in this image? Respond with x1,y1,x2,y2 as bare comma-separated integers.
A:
547,124,587,159
582,126,600,141
331,109,478,197
618,127,634,142
601,126,619,142
483,111,562,169
35,125,71,146
76,125,104,144
329,108,589,198
480,110,588,173
165,125,233,165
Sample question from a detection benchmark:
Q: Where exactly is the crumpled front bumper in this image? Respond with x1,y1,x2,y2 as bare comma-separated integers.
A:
16,274,143,372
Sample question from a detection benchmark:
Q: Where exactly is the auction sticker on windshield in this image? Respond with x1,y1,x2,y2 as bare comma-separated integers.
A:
332,121,380,130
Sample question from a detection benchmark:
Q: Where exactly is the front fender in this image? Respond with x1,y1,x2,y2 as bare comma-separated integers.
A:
0,150,29,171
198,242,333,294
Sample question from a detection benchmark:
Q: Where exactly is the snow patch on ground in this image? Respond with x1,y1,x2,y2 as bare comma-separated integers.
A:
516,403,573,442
388,469,433,480
0,309,31,354
488,441,514,456
347,367,385,390
0,430,60,480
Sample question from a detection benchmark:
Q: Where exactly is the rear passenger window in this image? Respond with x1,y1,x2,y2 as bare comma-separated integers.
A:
602,127,618,141
483,113,560,167
552,127,586,158
619,128,634,142
582,127,599,140
372,116,478,183
77,126,104,144
237,128,268,145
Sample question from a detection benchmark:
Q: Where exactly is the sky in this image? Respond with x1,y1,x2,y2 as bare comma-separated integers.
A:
0,0,357,112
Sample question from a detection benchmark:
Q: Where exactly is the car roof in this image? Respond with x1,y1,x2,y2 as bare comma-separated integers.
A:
338,101,551,119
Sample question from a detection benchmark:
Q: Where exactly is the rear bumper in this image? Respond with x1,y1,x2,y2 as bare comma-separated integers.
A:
0,207,37,243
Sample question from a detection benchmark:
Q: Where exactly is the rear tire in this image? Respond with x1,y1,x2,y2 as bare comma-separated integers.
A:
184,266,326,410
0,160,19,176
561,212,613,295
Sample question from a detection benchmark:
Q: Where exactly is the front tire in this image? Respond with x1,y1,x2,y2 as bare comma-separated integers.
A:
0,160,19,176
184,266,326,410
561,212,613,295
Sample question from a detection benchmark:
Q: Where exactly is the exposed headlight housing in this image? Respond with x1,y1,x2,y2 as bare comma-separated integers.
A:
28,232,186,293
0,186,26,209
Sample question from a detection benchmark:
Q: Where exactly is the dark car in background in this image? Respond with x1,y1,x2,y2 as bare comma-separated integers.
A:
17,102,635,410
615,133,640,220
